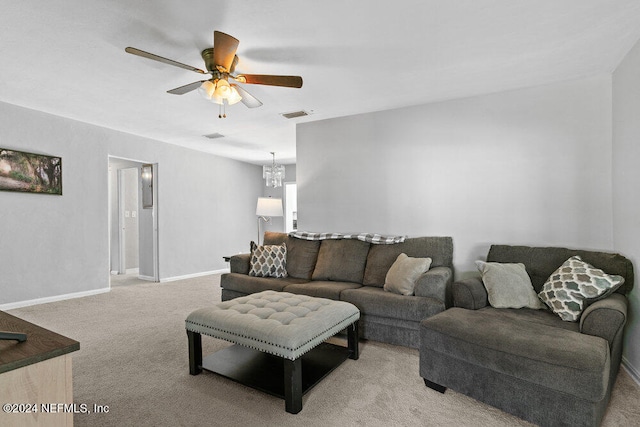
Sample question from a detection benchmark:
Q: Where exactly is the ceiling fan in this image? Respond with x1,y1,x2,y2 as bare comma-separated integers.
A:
125,31,303,118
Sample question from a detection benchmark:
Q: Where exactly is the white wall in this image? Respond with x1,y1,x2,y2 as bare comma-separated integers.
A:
613,37,640,381
298,76,614,277
0,100,262,306
0,103,110,305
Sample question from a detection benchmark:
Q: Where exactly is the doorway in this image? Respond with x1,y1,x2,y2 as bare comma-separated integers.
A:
108,157,159,283
284,182,298,233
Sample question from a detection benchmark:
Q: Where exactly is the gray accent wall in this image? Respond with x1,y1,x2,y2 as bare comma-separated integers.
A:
298,75,614,271
297,75,640,376
613,37,640,381
0,100,262,306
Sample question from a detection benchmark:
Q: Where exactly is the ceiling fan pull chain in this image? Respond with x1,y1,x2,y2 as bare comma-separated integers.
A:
217,102,228,119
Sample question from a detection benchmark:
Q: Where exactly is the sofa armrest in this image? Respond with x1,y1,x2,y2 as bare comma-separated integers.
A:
580,293,628,347
230,253,251,274
452,277,488,310
414,267,452,303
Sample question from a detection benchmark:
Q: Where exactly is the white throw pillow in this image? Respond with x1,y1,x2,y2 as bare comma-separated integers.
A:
476,261,543,309
384,253,432,296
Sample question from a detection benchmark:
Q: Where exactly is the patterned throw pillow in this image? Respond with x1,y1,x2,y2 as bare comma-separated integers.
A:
538,256,624,322
249,241,288,278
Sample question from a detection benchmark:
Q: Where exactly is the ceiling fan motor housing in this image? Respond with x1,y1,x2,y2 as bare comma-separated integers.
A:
201,48,238,74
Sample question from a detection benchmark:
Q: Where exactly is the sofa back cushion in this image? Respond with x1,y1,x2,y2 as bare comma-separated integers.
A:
312,239,371,283
263,232,320,280
487,245,634,295
363,236,454,287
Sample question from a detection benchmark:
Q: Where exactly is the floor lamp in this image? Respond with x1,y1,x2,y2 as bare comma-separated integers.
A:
256,197,283,244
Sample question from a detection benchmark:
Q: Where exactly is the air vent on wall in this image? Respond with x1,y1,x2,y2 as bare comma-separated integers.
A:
281,110,309,119
203,132,224,139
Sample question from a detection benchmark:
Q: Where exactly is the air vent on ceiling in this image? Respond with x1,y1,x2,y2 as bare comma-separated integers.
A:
281,110,310,119
203,132,224,139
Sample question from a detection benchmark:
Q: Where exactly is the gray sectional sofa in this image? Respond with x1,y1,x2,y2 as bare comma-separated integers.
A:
220,232,454,348
419,245,634,427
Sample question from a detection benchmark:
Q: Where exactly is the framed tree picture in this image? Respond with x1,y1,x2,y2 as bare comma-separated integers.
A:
0,148,62,195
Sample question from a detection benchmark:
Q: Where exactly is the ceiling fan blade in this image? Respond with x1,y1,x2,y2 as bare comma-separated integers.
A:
213,31,239,71
167,80,206,95
235,74,303,88
232,85,263,108
125,47,206,74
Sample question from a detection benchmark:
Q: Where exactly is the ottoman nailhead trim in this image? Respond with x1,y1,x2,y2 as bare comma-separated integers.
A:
185,291,359,360
185,313,359,360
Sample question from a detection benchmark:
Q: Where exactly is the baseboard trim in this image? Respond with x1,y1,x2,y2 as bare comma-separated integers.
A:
0,287,111,311
622,356,640,386
160,269,229,283
137,275,157,282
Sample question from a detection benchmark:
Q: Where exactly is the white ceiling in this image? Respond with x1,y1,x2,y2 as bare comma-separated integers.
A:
2,1,640,165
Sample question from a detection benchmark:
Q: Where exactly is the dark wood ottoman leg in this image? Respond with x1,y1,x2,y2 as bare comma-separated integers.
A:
347,321,359,360
284,357,302,414
187,330,202,375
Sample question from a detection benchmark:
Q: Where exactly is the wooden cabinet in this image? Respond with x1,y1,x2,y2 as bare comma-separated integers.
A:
0,311,79,427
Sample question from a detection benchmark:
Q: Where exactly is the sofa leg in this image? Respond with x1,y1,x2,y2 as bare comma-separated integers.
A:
424,378,446,393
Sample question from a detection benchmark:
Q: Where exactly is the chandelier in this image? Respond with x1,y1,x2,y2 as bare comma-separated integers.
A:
263,152,285,188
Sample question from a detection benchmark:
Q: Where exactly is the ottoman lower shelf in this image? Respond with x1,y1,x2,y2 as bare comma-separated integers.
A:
201,341,351,400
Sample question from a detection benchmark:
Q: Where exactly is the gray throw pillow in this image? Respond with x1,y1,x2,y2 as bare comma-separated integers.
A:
383,253,432,296
476,261,544,309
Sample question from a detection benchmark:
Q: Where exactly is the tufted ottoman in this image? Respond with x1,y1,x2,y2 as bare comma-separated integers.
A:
185,290,360,413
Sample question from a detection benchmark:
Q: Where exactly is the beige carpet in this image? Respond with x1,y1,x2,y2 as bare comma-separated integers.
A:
8,274,640,427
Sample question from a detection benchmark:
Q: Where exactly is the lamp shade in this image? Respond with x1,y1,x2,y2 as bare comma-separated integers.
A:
198,81,215,100
227,86,242,105
214,79,231,98
256,197,283,217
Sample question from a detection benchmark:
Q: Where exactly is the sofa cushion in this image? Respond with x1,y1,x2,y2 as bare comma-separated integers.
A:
476,261,544,309
249,241,287,278
312,239,370,283
538,256,625,322
420,307,610,401
474,306,578,332
341,286,445,322
283,281,362,300
220,273,309,295
263,232,320,280
384,253,432,296
363,237,453,287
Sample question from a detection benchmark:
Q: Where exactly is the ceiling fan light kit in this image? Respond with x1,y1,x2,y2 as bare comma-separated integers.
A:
125,31,303,118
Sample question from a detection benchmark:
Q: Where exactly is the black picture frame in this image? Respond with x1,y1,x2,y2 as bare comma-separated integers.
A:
0,148,62,195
